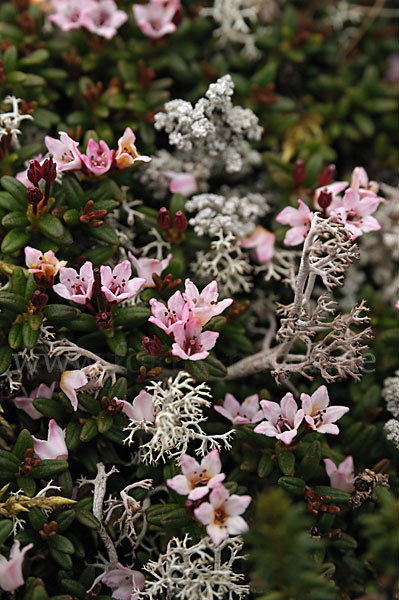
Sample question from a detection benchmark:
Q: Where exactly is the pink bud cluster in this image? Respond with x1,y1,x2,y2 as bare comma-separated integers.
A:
149,279,233,361
167,450,251,545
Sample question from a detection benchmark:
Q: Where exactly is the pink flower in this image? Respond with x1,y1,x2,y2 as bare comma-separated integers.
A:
276,199,314,246
116,390,155,422
314,181,348,214
114,127,151,170
102,563,145,600
32,419,68,460
133,0,181,39
240,226,275,264
80,138,113,176
331,188,381,240
128,252,172,288
80,0,128,39
25,247,66,283
49,0,87,31
161,171,198,197
194,484,251,546
183,279,233,326
16,154,43,188
215,393,263,425
324,456,355,493
12,382,55,420
387,53,399,85
254,392,303,445
60,363,104,411
148,290,187,334
172,318,219,361
53,261,94,305
44,131,82,172
167,450,225,500
299,385,349,435
100,260,145,303
0,540,33,592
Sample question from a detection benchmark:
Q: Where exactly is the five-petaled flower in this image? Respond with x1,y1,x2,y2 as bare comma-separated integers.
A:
331,188,382,240
80,0,128,40
101,563,145,600
240,226,275,264
161,170,198,196
183,279,233,326
276,199,314,246
215,393,263,425
53,261,95,305
300,385,349,435
100,260,145,303
80,138,113,176
148,290,187,334
133,0,181,39
194,484,251,546
128,252,172,288
167,450,225,500
25,247,67,288
44,131,82,172
254,392,304,445
115,390,155,422
172,318,219,361
324,456,355,492
114,127,151,169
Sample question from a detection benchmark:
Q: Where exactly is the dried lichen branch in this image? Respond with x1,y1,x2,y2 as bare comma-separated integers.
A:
137,534,250,599
226,215,372,382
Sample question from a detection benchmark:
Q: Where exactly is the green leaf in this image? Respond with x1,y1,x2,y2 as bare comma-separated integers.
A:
0,176,27,206
42,304,81,321
77,394,100,416
278,476,306,496
62,174,86,210
55,510,75,533
32,397,65,422
48,533,75,554
1,228,31,254
65,422,81,451
37,214,65,241
258,454,274,478
60,579,86,599
0,291,28,313
31,460,69,479
80,418,98,442
1,211,29,229
19,48,49,66
29,506,46,531
0,346,13,375
0,191,22,212
106,330,127,356
113,305,151,327
0,520,13,544
90,223,120,245
108,377,127,400
13,429,33,461
16,476,36,497
297,441,321,480
10,267,27,296
310,486,350,503
97,413,113,434
22,321,40,349
183,359,209,381
8,322,23,349
84,244,116,265
203,355,227,378
73,508,100,530
277,452,295,476
48,547,73,570
3,45,17,73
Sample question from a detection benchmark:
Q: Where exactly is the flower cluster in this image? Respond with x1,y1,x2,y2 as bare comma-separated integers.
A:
133,0,182,39
49,0,128,39
149,279,232,361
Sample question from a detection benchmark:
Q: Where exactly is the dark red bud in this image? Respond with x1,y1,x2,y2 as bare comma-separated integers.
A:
30,290,48,309
293,160,306,186
27,160,42,186
27,187,43,214
41,156,57,183
92,267,102,295
95,311,112,328
173,210,188,232
318,164,336,187
142,335,163,356
157,207,170,229
318,189,333,212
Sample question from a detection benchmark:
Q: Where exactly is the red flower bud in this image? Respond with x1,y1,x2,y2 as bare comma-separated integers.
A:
157,207,170,229
293,160,306,186
95,311,113,328
173,210,188,232
27,160,42,186
27,187,43,214
318,164,336,187
41,156,57,183
30,290,48,309
142,335,163,356
318,189,333,213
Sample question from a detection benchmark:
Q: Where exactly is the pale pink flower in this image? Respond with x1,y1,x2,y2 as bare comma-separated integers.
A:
332,188,381,240
324,456,355,493
114,127,151,170
167,450,225,500
183,279,233,326
60,363,104,411
299,385,349,435
133,0,181,39
16,153,43,188
80,138,113,176
172,318,219,361
48,0,88,31
148,290,187,334
240,226,275,264
0,540,33,592
12,382,55,420
102,563,145,600
276,199,314,246
161,171,198,197
25,246,67,281
115,390,155,422
53,261,94,305
44,132,82,172
395,300,399,310
32,419,68,460
194,484,251,546
387,53,399,85
215,393,263,425
80,0,128,39
100,260,145,303
128,252,172,288
254,392,303,445
314,181,348,214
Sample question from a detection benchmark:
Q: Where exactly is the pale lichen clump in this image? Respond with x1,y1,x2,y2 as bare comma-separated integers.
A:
123,371,234,464
137,535,250,600
0,96,33,149
383,370,399,449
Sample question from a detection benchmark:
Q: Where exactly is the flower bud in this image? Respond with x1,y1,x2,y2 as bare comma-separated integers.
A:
27,187,43,215
157,207,170,229
173,210,188,232
318,189,333,213
318,164,336,187
30,290,49,309
41,156,57,183
27,160,42,186
95,311,112,328
142,335,163,356
293,160,306,186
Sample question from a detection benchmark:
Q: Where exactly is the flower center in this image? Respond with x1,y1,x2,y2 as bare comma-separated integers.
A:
276,415,292,433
